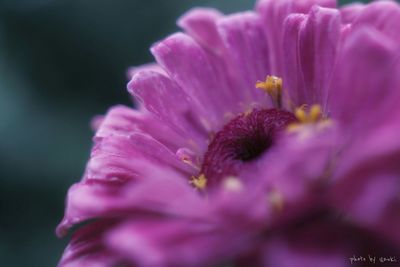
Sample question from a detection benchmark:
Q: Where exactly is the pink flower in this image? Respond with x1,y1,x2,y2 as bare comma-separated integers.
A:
57,1,400,266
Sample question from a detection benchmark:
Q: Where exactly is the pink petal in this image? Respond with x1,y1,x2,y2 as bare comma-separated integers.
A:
330,167,400,247
126,62,166,80
330,125,400,246
353,1,400,43
177,8,251,114
94,105,138,138
328,27,398,130
177,8,224,54
57,162,201,237
217,11,272,107
331,171,398,226
95,105,187,151
340,3,364,24
282,6,341,109
106,218,252,267
87,133,194,183
334,123,400,182
240,127,338,228
58,113,198,236
256,0,336,76
58,220,122,267
298,6,340,108
128,70,208,151
261,222,351,267
281,13,307,108
151,33,237,129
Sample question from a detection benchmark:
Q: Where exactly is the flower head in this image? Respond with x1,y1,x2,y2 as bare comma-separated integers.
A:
58,1,400,266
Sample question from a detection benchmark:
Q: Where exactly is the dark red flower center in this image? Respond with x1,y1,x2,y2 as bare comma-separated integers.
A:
200,109,296,187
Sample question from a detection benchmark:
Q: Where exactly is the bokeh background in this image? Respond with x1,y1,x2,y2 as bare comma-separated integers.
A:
0,0,374,266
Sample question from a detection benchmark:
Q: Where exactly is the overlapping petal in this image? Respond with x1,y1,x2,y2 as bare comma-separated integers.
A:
328,27,399,131
353,0,400,43
177,8,225,54
58,220,123,267
339,3,364,24
282,6,341,109
58,106,198,236
325,16,400,250
106,218,253,267
178,8,263,110
58,0,400,266
256,0,336,76
217,11,272,107
151,33,237,129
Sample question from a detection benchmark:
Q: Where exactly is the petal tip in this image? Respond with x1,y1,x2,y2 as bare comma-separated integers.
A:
177,7,223,29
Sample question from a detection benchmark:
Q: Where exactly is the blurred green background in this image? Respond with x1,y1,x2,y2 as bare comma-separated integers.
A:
0,0,373,266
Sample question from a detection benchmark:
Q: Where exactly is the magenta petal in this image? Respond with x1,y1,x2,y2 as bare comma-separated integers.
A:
95,105,139,138
87,133,194,183
217,11,272,107
256,0,336,76
375,198,400,247
241,127,339,230
330,125,400,246
328,27,398,130
126,62,166,80
178,8,224,54
178,8,253,114
95,105,187,151
261,222,350,267
58,220,121,267
58,133,195,235
353,1,400,43
128,70,208,150
298,6,340,108
57,1,400,266
330,167,400,247
331,171,398,225
151,33,236,129
340,3,364,24
106,218,252,267
114,169,205,219
57,162,201,237
282,13,307,108
210,184,270,232
283,6,340,109
334,123,400,182
255,129,336,201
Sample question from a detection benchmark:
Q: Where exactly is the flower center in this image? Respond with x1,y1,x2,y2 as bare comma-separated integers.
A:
198,109,296,187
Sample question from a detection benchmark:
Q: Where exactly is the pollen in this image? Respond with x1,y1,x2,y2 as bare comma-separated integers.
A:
256,75,282,108
294,104,322,123
288,104,330,133
190,174,207,190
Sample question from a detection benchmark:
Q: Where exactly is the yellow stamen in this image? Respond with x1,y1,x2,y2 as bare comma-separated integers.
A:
288,104,332,134
256,75,282,94
256,75,282,108
294,104,322,123
309,105,322,122
294,108,307,123
286,123,302,132
190,174,207,190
